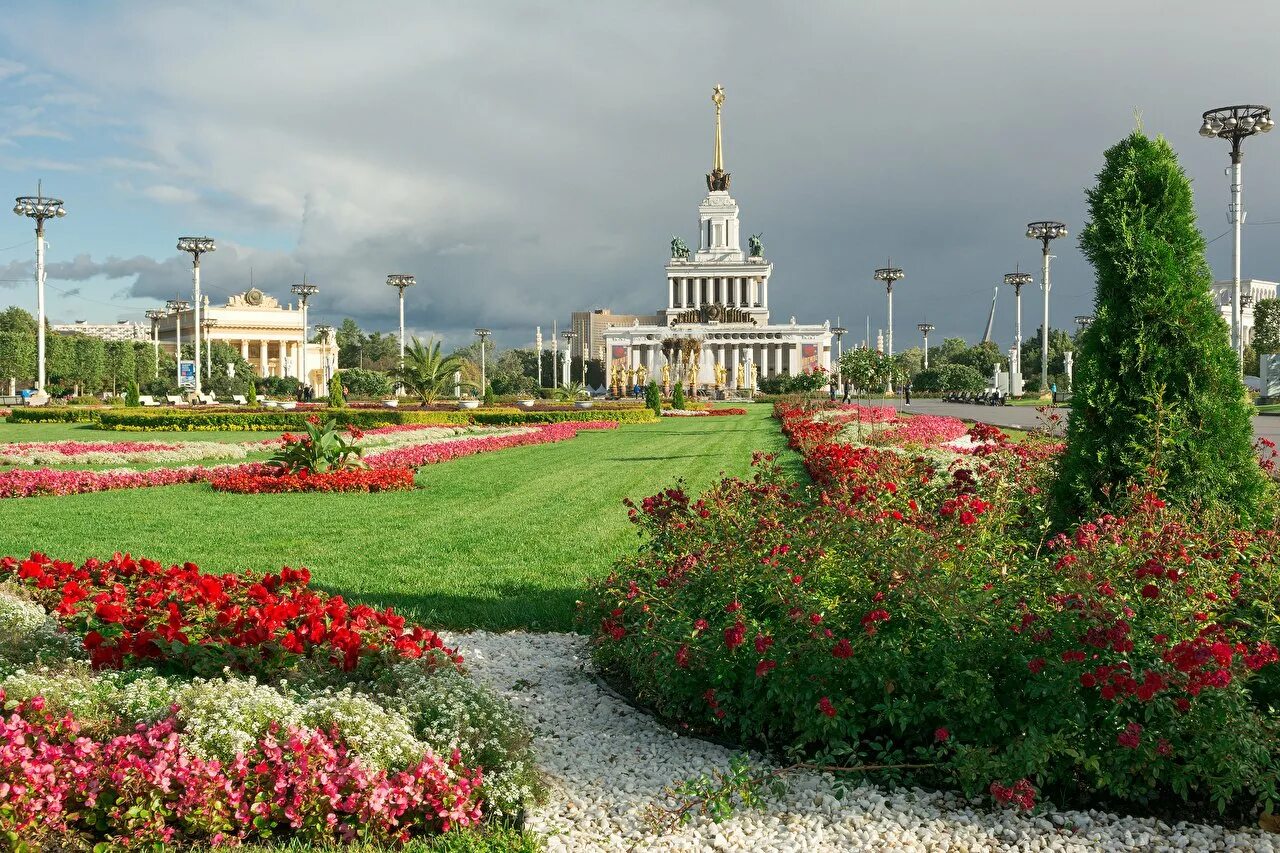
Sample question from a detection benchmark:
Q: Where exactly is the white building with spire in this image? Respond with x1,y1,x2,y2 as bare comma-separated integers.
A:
603,85,831,394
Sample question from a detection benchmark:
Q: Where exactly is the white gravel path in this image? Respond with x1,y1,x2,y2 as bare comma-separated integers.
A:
446,631,1277,852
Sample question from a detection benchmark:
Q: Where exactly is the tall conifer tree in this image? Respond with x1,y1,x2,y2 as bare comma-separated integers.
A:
1053,131,1269,524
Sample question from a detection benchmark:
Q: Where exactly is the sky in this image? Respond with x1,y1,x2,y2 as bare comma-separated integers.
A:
0,1,1278,352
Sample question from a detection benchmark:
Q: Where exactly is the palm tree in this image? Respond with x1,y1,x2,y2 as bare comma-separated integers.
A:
391,337,470,406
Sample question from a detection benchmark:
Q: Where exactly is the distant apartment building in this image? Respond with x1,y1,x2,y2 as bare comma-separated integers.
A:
569,308,664,362
52,320,149,341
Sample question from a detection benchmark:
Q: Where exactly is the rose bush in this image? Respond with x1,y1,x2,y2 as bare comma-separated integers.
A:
580,401,1280,818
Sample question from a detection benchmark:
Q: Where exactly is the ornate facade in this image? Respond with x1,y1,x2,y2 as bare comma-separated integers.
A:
155,287,337,392
603,86,831,394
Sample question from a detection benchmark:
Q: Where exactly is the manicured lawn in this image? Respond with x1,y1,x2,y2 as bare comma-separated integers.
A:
0,405,797,632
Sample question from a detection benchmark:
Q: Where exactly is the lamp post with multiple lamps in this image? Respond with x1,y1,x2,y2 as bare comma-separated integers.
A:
873,262,905,359
917,323,935,369
144,309,166,378
1200,105,1273,371
1026,221,1068,393
386,274,416,372
176,237,215,397
165,299,191,390
1004,267,1034,381
200,317,218,380
290,282,318,390
314,324,333,394
1075,315,1094,333
12,183,66,393
561,330,576,388
474,328,491,395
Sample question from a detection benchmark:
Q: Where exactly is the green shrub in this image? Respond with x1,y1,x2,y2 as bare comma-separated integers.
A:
125,379,140,408
938,363,985,392
340,367,394,399
328,378,346,408
472,408,657,426
645,381,661,418
246,380,257,406
911,368,944,393
1054,130,1270,525
483,384,496,407
88,406,655,431
672,381,686,410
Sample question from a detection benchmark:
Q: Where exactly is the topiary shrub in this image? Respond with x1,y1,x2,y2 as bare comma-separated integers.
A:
483,384,496,407
671,381,686,410
1053,131,1271,526
327,378,345,409
246,380,258,406
645,381,661,419
125,379,140,407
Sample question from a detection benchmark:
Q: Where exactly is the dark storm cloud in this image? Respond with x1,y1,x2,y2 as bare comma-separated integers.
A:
2,1,1278,349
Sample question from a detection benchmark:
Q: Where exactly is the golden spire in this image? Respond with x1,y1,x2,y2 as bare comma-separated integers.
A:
712,84,725,172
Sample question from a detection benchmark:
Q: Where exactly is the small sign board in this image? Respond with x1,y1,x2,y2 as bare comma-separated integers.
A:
179,360,196,388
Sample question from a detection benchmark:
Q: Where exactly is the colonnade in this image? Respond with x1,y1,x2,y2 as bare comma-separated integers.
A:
623,338,830,387
667,275,768,310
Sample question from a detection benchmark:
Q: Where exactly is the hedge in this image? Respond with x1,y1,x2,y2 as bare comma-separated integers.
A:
8,408,106,424
85,406,658,431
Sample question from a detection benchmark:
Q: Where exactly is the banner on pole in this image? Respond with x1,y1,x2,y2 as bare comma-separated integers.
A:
179,360,196,388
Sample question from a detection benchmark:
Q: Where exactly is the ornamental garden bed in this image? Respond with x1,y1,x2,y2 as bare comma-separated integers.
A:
0,553,541,848
579,401,1280,824
209,465,415,493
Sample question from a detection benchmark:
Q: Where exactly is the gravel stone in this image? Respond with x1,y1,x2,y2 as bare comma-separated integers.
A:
447,631,1278,852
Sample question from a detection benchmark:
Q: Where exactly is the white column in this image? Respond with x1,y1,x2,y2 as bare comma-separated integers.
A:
793,342,803,375
727,344,737,387
35,224,46,391
684,278,693,308
772,343,782,376
694,279,702,309
761,278,769,308
240,340,249,360
192,261,202,396
669,278,677,308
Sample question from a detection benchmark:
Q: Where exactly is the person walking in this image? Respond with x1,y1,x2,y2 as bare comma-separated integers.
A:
904,380,912,406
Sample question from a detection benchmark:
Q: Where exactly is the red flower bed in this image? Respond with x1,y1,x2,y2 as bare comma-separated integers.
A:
582,401,1280,817
209,465,415,493
2,553,459,675
0,464,224,499
2,696,483,848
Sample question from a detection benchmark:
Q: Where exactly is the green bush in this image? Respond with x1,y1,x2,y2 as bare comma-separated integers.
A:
125,379,141,408
911,368,944,393
671,382,686,410
328,378,346,408
1054,130,1270,525
483,384,496,407
935,363,985,392
88,406,656,431
246,381,257,406
645,382,661,418
472,408,657,426
339,367,394,399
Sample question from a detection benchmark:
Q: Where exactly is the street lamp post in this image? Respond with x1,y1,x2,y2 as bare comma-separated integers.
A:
166,299,190,390
200,317,218,380
873,262,905,359
917,323,935,370
145,309,166,379
561,330,576,388
386,274,416,372
13,183,66,393
176,237,215,397
290,282,318,391
535,327,543,389
1200,105,1273,371
474,328,491,396
1026,221,1068,393
1003,267,1033,379
1075,315,1094,333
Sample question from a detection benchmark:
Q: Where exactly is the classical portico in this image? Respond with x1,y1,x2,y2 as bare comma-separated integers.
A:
156,287,337,392
603,85,831,394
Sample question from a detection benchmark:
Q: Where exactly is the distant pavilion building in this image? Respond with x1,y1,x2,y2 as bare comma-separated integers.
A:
1211,279,1278,347
155,287,337,390
602,85,831,392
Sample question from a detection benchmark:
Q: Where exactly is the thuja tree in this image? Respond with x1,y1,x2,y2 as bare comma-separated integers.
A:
1053,131,1269,524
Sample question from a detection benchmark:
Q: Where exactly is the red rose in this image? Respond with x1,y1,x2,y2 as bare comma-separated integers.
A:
934,727,950,743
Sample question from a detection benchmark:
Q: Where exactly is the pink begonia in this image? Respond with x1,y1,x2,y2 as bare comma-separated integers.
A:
0,692,484,846
365,421,616,468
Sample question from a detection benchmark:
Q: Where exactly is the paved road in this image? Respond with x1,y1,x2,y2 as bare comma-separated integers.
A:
859,396,1280,444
